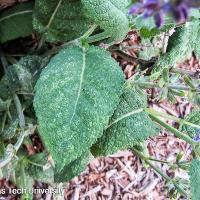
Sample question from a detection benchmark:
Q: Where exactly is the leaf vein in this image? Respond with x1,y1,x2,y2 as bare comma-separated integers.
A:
70,48,86,123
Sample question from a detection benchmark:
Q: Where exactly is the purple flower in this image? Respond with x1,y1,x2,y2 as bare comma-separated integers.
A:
129,0,200,27
194,131,200,141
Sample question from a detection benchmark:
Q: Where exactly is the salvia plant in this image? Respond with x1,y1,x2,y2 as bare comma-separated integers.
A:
0,0,200,199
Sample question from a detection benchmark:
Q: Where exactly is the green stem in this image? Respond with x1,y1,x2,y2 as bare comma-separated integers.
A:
27,159,44,168
132,148,187,197
86,32,110,43
43,25,99,57
81,24,98,39
149,114,198,147
145,108,200,129
133,80,200,93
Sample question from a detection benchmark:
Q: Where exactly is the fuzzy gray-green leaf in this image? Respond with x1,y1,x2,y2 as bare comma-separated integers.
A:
33,0,91,42
34,46,124,171
92,87,160,156
0,2,33,43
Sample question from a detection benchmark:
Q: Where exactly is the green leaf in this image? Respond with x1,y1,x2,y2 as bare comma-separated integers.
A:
34,46,124,171
1,119,19,140
81,0,130,40
155,20,200,70
0,2,33,43
139,38,160,60
189,159,200,200
180,109,200,139
28,152,54,184
0,55,48,99
33,0,91,42
92,86,160,156
55,152,91,183
16,162,34,200
133,15,175,39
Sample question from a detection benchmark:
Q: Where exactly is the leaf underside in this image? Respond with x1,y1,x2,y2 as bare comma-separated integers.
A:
0,2,33,43
92,87,160,156
34,46,124,171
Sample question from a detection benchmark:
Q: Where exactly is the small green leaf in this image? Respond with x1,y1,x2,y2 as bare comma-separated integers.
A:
133,15,175,39
0,55,48,99
16,161,34,200
162,67,170,83
34,46,124,171
2,119,19,140
28,152,54,184
81,0,130,40
33,0,91,42
155,20,200,71
139,39,160,60
0,2,33,43
180,109,200,139
92,86,160,156
183,75,196,90
189,159,200,200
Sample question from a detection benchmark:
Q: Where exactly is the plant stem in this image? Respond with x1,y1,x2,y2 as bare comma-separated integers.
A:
171,68,200,79
149,114,198,147
132,147,188,198
133,80,200,93
43,24,98,57
145,108,200,129
27,159,44,168
81,24,98,39
0,95,36,168
86,32,110,43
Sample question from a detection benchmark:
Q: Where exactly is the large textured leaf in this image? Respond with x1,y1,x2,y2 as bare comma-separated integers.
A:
33,0,91,42
189,159,200,200
0,2,33,43
34,46,124,171
81,0,129,40
155,20,200,70
92,86,160,156
55,152,91,183
181,109,200,139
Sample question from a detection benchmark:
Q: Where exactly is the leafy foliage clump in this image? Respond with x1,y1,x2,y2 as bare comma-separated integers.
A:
0,1,200,199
